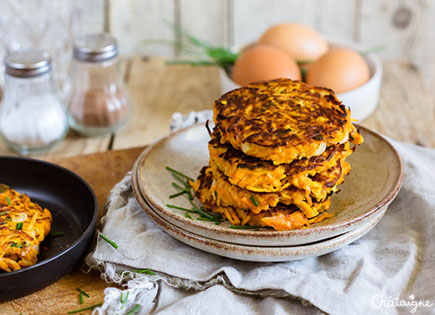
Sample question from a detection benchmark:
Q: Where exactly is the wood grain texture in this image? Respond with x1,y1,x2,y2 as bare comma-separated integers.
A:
361,61,435,148
0,147,144,315
179,0,230,48
111,57,222,150
106,0,434,88
109,0,175,57
233,0,356,47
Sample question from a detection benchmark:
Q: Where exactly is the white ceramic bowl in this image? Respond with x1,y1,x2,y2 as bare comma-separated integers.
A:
219,36,383,122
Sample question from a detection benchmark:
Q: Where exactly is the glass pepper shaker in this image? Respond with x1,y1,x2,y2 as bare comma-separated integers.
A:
0,50,68,155
67,33,131,136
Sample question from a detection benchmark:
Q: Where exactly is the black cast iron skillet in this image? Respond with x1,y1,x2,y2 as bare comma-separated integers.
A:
0,156,98,302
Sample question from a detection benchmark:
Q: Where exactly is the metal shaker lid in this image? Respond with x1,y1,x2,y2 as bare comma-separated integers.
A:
73,33,118,63
5,50,51,78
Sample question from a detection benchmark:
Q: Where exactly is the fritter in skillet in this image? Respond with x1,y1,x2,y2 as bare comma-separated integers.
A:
0,185,52,272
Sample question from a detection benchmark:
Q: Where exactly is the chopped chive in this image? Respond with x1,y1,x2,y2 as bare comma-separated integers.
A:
10,242,22,248
171,182,192,199
166,204,196,213
250,196,259,207
50,231,64,238
0,184,9,193
134,268,156,275
169,191,187,198
77,288,90,298
79,291,83,304
229,225,260,230
165,166,193,181
296,59,314,64
171,175,193,199
185,213,193,219
0,212,8,216
120,291,130,304
16,222,23,230
197,217,222,224
99,233,118,249
5,196,11,205
171,182,186,191
171,172,188,186
126,304,141,315
67,303,102,314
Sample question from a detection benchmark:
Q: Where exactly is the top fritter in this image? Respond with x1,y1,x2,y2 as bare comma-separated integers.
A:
213,78,362,165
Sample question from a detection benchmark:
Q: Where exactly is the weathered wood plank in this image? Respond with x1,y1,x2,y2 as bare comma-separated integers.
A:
111,57,222,150
179,0,230,48
109,0,175,57
361,60,435,148
72,0,105,38
358,0,434,68
232,0,356,48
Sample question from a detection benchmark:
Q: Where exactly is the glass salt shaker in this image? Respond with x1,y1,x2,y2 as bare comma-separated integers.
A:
67,33,131,136
0,50,68,155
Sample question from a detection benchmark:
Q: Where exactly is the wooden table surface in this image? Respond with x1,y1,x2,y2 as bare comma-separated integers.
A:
1,57,434,314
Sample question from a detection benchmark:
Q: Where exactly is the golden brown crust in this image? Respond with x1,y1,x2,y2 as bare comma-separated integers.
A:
195,165,339,219
0,186,52,272
214,78,355,164
209,127,354,193
193,166,331,230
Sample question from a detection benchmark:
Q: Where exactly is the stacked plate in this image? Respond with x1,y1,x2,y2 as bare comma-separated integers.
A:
131,124,402,262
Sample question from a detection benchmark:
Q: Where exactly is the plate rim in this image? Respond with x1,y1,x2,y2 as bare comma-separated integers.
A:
0,156,98,278
135,123,403,238
132,170,386,261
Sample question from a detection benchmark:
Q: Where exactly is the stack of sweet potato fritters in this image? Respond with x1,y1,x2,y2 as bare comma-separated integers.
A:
193,79,363,231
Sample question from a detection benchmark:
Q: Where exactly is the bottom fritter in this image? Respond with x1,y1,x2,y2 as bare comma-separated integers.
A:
192,167,332,231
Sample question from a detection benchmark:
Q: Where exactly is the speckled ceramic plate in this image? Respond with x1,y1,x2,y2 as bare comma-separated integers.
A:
133,124,402,246
132,171,386,261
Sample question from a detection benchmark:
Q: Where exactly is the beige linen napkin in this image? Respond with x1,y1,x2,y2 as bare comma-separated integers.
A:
86,111,435,315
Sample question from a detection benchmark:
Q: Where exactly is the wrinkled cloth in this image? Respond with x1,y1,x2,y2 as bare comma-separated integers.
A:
87,111,435,315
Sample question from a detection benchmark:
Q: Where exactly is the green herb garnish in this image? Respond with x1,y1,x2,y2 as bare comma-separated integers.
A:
135,268,156,275
229,225,260,230
250,196,259,207
77,288,90,305
16,222,23,230
147,23,238,68
5,196,11,205
169,191,187,199
126,304,141,315
50,231,65,238
99,233,118,249
0,184,9,193
167,204,196,213
10,242,22,248
120,291,130,305
0,212,9,216
359,45,386,56
166,166,222,225
312,134,323,141
165,166,193,182
67,303,102,314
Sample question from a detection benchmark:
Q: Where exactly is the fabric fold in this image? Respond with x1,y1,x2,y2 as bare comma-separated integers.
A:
85,112,435,315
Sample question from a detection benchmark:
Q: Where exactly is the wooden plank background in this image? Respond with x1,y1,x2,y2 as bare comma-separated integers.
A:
101,0,435,88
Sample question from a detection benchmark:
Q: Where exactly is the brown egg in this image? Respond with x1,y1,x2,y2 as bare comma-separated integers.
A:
306,48,370,93
232,45,301,86
258,23,328,62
